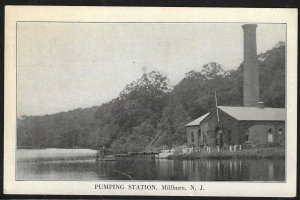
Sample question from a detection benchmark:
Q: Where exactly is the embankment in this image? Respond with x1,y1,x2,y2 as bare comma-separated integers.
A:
168,147,285,160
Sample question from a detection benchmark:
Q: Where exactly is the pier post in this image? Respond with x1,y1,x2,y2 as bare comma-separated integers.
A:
229,145,232,152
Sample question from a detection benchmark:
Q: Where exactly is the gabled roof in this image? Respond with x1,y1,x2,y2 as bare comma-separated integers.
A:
218,106,285,121
185,113,210,126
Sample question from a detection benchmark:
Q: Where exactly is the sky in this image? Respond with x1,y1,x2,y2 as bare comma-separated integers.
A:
17,23,286,116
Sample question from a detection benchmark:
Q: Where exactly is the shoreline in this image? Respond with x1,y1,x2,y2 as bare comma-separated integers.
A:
168,147,285,160
16,147,285,161
16,148,97,162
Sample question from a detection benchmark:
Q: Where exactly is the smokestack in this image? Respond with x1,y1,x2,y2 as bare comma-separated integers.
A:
242,24,259,107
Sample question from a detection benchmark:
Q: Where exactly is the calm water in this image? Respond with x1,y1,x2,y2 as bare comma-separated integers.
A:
16,150,285,181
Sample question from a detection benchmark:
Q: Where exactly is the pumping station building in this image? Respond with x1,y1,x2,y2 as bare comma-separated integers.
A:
185,24,286,148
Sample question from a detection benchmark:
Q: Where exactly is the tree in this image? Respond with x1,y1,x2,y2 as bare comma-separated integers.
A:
17,42,286,151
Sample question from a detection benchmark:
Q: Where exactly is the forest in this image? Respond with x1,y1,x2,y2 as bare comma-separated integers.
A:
17,42,286,152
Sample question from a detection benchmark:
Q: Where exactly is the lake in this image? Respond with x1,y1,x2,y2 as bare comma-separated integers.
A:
16,149,285,181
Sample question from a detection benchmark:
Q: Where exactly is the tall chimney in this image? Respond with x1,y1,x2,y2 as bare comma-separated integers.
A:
242,24,259,107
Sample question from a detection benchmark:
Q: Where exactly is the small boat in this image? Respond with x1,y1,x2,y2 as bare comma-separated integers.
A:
96,148,117,161
157,149,174,159
98,155,116,161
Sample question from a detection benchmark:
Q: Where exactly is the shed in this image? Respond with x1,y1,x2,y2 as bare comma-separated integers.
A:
185,113,210,147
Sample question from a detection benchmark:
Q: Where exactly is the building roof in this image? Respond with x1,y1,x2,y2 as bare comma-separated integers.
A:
218,106,286,121
185,113,210,126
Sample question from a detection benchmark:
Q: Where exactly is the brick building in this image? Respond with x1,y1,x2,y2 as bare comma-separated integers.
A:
185,113,209,147
186,105,285,148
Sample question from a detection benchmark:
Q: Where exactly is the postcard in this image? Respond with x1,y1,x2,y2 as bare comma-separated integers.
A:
4,6,297,197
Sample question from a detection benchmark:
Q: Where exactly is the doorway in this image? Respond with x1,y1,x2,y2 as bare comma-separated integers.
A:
215,127,223,147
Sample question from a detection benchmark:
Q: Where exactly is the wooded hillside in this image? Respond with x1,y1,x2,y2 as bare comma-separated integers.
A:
17,42,285,152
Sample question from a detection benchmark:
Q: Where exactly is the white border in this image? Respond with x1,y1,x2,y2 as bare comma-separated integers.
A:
4,6,298,197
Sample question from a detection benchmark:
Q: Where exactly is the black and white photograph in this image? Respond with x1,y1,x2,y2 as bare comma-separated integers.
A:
4,7,297,196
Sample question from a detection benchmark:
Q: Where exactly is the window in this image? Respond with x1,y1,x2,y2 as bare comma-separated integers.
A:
191,132,194,143
228,130,232,143
198,129,201,137
278,128,283,142
267,128,273,142
245,135,249,142
244,130,249,143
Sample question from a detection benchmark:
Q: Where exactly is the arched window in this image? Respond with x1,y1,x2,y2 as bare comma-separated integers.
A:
191,132,194,143
228,130,232,144
198,129,201,137
244,130,249,143
278,128,284,142
267,128,273,142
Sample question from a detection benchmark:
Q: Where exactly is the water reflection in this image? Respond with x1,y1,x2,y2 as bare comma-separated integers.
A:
17,158,285,181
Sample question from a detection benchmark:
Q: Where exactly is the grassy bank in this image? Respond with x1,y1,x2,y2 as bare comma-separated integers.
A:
168,147,285,160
